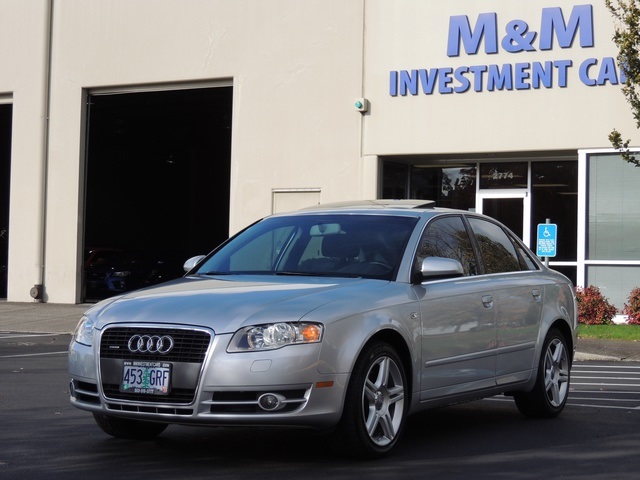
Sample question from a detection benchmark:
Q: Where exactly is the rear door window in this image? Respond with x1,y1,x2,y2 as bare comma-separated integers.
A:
467,218,521,274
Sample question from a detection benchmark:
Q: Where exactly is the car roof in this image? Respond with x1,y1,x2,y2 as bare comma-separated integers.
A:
269,199,473,221
299,199,435,212
286,199,469,217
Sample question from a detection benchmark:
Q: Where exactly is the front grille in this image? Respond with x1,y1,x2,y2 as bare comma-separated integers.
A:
99,326,212,405
100,327,211,363
106,403,193,416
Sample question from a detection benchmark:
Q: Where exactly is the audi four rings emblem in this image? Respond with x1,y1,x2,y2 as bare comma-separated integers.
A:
127,334,175,354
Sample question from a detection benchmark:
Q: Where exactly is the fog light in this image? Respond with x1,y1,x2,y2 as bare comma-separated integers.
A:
258,393,286,411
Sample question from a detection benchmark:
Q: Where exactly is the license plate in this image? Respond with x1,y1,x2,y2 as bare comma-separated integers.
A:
120,361,171,395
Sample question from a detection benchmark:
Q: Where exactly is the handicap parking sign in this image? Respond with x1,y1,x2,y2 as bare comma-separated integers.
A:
536,223,557,257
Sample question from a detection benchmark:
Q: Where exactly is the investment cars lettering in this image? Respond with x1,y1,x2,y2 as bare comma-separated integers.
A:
389,4,625,95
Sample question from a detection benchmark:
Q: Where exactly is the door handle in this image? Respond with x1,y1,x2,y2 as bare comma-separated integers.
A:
482,295,494,308
532,289,542,301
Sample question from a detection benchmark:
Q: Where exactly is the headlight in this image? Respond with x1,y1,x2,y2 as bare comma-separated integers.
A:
228,322,323,352
73,315,95,347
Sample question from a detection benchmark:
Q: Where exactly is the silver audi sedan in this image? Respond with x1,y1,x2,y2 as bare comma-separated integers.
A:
69,200,578,458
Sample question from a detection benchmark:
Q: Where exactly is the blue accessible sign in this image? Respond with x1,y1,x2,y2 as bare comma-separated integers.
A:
536,223,557,257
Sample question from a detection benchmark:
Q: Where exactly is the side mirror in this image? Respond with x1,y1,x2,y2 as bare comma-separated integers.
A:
183,255,206,273
418,257,464,282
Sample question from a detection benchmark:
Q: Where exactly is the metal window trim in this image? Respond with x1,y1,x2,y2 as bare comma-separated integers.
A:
88,79,233,97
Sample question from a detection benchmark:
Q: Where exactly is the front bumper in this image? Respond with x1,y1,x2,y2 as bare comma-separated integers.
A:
69,324,348,430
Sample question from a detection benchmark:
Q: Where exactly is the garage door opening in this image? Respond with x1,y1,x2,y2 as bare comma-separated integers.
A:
0,104,11,298
83,86,232,302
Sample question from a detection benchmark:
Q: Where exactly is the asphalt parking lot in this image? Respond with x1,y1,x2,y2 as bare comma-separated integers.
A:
1,301,640,479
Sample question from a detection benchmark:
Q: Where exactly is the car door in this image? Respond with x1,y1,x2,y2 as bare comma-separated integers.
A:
414,215,498,400
466,217,544,386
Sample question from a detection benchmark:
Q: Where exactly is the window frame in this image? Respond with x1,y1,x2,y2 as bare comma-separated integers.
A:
464,215,541,275
576,148,640,308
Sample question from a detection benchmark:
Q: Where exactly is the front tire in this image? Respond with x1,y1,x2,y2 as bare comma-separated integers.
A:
514,328,570,418
331,342,408,458
93,413,168,439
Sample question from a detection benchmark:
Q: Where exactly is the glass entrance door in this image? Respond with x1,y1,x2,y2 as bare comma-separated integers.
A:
477,192,530,245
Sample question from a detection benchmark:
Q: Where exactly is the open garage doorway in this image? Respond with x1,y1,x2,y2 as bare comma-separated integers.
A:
83,86,232,302
0,104,11,298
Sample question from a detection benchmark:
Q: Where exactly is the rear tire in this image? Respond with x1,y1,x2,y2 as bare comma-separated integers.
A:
514,328,570,418
330,342,407,459
93,413,168,439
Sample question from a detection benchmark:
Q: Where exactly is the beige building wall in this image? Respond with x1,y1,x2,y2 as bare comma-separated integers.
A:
0,0,51,302
0,1,636,303
1,0,366,303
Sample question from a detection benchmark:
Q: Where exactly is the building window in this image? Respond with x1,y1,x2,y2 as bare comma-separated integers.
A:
479,162,528,189
530,161,578,263
588,154,640,261
578,152,640,309
382,161,476,211
381,162,409,199
586,265,639,310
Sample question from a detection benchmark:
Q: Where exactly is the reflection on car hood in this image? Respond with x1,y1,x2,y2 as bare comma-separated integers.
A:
88,275,390,334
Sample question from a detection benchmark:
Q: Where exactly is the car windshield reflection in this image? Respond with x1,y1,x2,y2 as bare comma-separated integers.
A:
195,215,419,281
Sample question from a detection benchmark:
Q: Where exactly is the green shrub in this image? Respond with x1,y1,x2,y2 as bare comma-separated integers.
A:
575,285,618,325
623,287,640,325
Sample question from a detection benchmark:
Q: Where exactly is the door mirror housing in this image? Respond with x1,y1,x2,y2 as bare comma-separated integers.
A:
417,257,464,282
183,255,206,273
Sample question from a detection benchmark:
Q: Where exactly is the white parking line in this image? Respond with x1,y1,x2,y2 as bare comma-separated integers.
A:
569,396,640,403
572,389,640,395
567,402,640,410
571,364,640,372
0,351,67,359
0,333,61,339
572,376,640,381
571,382,640,387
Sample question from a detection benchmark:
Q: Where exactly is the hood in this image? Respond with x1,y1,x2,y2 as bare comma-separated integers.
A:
87,275,389,334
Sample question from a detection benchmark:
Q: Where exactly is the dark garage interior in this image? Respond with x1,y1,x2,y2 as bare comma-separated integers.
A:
83,86,232,301
0,104,11,298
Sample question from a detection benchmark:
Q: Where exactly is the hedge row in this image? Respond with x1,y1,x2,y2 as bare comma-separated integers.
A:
575,285,640,325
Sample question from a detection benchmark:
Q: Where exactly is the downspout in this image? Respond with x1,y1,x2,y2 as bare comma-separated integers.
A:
358,0,379,199
358,0,366,159
33,0,54,302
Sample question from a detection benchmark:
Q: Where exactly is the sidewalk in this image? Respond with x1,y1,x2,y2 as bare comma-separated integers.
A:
0,300,638,361
0,301,88,334
573,337,640,362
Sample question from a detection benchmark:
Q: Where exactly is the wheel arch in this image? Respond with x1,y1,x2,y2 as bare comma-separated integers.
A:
549,318,575,365
362,329,414,405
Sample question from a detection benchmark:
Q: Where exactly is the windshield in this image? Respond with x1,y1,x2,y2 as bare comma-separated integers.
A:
195,214,418,280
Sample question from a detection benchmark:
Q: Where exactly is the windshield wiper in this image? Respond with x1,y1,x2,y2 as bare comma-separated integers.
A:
274,271,325,276
275,271,363,279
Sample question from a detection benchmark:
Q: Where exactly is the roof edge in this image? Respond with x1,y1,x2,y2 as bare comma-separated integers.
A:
301,199,435,211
